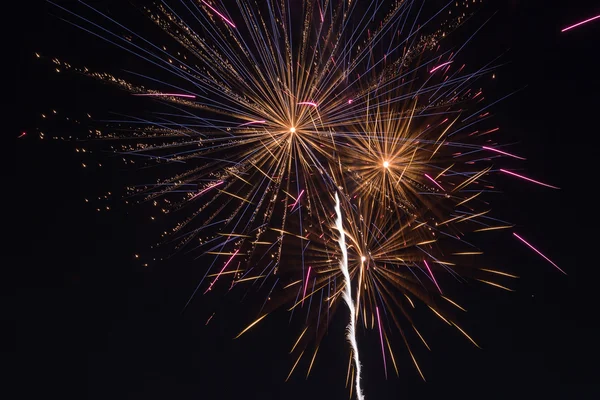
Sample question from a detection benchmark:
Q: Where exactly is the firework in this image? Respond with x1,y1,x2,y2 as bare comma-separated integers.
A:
40,0,563,396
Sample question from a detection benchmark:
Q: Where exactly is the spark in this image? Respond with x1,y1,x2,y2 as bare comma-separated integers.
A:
376,306,387,379
513,233,566,274
430,61,453,73
473,225,514,232
298,101,318,107
480,269,519,278
133,93,196,98
476,279,514,292
500,169,560,189
234,313,269,339
423,259,442,294
302,266,312,306
482,146,526,160
424,173,445,191
204,249,239,294
239,120,266,127
191,181,224,199
201,0,236,28
290,189,305,210
561,14,600,32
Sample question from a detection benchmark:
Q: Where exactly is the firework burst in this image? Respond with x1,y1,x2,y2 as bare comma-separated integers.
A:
39,0,563,396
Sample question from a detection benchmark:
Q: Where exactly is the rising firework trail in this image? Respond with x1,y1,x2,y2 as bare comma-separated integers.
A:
334,192,363,400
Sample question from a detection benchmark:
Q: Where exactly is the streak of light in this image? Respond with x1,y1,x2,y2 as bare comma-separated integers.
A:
290,326,308,353
133,93,196,98
430,61,453,73
201,0,236,28
500,169,560,189
302,266,312,306
234,313,269,339
285,350,305,381
480,269,519,278
441,295,467,312
376,306,387,379
482,146,526,160
451,322,481,348
561,14,600,32
476,279,514,291
423,259,442,293
474,225,514,232
306,346,320,378
424,173,445,191
204,249,239,294
513,233,566,274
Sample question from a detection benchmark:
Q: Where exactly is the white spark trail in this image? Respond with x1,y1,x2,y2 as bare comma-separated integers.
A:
334,193,364,400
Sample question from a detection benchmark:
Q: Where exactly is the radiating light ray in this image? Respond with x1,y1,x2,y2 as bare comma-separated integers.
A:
500,169,560,189
480,269,519,278
482,146,526,160
561,14,600,32
441,295,467,312
234,313,269,339
473,225,514,232
238,120,266,127
376,306,387,379
451,322,481,349
133,93,196,98
285,350,305,382
200,0,236,28
306,346,320,378
423,259,442,294
513,233,566,274
430,60,453,73
302,266,312,306
424,173,445,191
476,279,514,291
290,327,309,354
204,249,239,294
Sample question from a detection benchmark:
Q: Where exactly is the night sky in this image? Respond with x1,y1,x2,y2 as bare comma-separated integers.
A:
13,1,600,399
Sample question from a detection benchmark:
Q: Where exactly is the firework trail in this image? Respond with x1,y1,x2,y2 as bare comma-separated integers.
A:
334,192,363,400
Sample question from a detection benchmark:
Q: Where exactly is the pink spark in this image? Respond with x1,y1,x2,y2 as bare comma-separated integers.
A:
513,233,566,274
204,249,240,294
133,93,196,98
192,180,224,199
482,146,526,160
290,189,305,210
18,132,26,139
430,61,453,73
561,14,600,32
500,169,560,189
205,313,215,325
298,101,318,107
376,306,388,379
424,173,445,191
348,99,353,104
201,0,236,28
423,259,443,294
478,127,499,136
302,266,312,306
239,120,266,127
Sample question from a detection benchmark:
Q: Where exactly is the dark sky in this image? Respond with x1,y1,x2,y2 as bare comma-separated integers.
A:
13,1,600,399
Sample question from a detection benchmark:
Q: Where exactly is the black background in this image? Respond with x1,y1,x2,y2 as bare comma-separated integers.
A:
12,1,600,398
